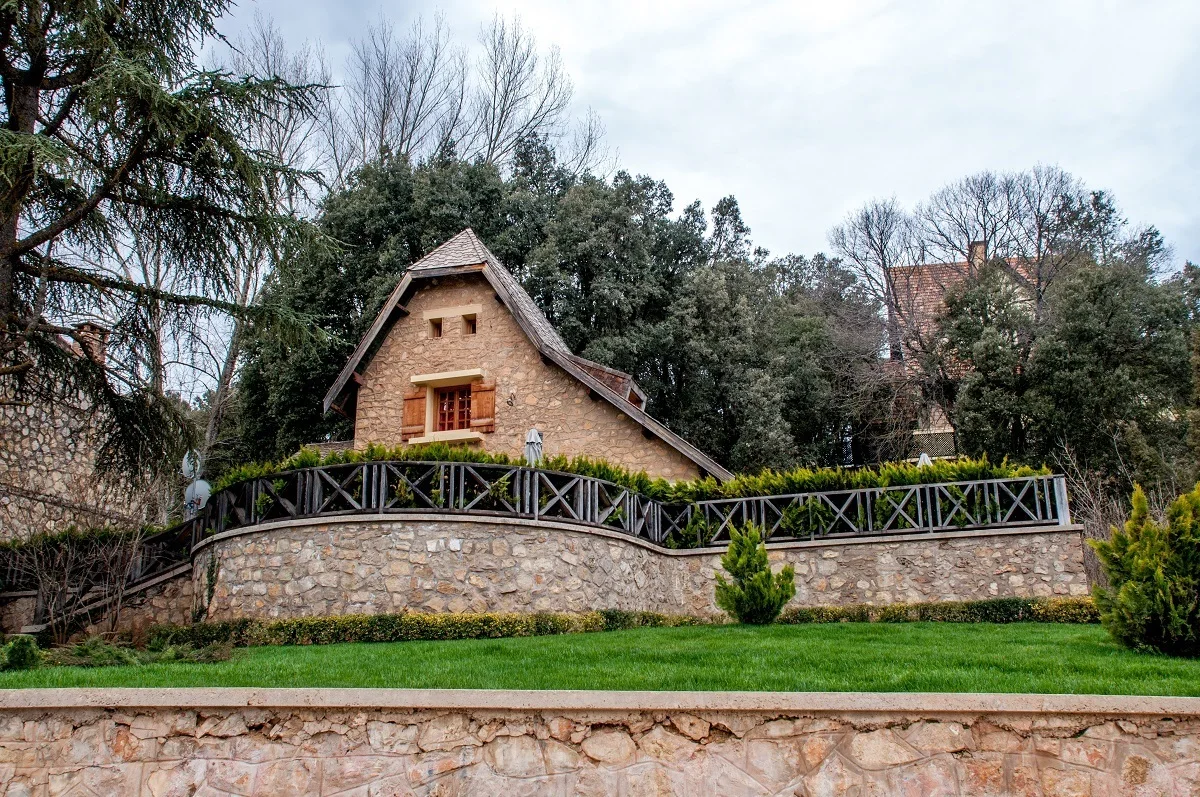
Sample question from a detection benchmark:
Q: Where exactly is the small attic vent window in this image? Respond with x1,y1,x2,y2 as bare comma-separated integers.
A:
463,314,477,335
430,318,443,338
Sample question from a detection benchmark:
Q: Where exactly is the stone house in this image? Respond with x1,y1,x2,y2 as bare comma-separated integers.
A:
323,229,731,482
885,241,1039,459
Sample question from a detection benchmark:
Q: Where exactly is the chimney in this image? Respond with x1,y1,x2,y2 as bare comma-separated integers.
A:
74,322,109,366
968,241,986,269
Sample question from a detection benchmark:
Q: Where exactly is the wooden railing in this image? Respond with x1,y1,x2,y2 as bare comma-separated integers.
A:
0,465,1073,609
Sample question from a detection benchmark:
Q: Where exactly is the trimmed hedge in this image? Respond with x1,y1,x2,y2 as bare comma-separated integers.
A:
148,598,1097,652
148,609,703,649
212,442,674,499
674,455,1050,503
778,596,1099,625
215,445,1046,505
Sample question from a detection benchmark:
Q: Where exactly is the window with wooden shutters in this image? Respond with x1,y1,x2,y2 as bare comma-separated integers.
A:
436,385,472,431
470,381,496,433
401,389,427,441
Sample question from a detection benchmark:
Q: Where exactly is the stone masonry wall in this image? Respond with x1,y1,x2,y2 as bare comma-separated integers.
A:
0,696,1196,795
354,275,701,482
0,568,193,638
198,516,1088,621
0,392,151,540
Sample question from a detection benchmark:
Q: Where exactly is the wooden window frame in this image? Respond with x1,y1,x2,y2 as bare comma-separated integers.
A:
435,385,472,432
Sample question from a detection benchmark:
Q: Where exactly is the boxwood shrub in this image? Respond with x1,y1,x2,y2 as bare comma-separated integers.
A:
778,596,1098,625
148,609,703,650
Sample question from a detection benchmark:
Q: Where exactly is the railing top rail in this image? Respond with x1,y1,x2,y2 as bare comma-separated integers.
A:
691,474,1057,507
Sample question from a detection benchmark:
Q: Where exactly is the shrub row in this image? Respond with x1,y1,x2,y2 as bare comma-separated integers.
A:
148,609,704,649
778,596,1099,625
215,444,1045,505
212,442,674,498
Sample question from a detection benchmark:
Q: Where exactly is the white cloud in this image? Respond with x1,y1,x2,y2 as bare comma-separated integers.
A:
223,0,1200,262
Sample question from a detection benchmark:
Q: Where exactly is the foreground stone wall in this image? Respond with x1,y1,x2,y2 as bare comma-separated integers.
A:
0,689,1195,795
197,515,1088,621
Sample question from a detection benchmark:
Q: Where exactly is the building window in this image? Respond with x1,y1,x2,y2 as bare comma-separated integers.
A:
430,318,442,338
436,385,472,431
463,314,477,335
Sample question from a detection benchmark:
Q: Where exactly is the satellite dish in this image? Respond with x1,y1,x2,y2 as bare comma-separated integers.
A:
181,450,204,480
184,479,211,517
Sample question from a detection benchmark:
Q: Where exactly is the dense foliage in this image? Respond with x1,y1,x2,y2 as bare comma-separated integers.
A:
0,0,317,481
714,523,796,624
937,257,1192,488
225,146,901,478
1091,485,1200,657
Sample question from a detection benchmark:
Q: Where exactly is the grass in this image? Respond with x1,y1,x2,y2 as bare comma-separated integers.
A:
2,623,1198,695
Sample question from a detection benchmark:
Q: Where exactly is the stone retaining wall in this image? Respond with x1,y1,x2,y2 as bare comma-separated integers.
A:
196,515,1089,621
0,689,1195,795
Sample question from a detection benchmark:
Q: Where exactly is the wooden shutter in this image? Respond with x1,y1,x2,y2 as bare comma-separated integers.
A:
401,389,426,441
470,381,496,433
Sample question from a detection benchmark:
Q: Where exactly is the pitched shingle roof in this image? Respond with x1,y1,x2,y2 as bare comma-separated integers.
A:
323,229,731,480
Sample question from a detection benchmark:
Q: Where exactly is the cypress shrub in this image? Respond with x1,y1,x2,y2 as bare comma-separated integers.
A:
714,523,796,624
1091,485,1200,657
1,635,40,670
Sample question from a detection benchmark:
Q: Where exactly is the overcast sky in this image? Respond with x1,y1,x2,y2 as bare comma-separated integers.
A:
217,0,1200,266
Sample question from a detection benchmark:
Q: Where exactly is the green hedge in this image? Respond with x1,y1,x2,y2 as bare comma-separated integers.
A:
215,445,1046,504
149,599,1096,651
673,455,1050,502
148,609,703,649
778,596,1099,625
212,443,674,498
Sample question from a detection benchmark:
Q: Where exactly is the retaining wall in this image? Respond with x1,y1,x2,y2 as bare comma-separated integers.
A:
195,515,1089,621
0,689,1195,795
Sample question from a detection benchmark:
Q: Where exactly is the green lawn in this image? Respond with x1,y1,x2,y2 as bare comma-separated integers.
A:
2,623,1198,695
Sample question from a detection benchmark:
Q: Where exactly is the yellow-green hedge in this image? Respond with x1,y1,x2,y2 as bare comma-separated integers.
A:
778,596,1098,625
148,609,702,649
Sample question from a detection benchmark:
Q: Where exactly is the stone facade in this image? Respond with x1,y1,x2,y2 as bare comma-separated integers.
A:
0,394,151,540
196,516,1088,621
354,275,701,482
0,690,1196,795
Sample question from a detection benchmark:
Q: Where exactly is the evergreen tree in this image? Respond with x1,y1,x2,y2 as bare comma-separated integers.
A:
1,0,318,480
1091,484,1200,657
714,522,796,624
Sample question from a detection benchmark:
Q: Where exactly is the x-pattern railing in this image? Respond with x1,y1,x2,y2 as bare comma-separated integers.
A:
692,475,1067,545
31,466,1066,598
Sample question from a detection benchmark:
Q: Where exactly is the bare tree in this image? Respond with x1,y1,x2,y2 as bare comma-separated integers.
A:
561,108,614,177
201,16,324,457
828,197,914,360
465,14,574,166
340,14,468,170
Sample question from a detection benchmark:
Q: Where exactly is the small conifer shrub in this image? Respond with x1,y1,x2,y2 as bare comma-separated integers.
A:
1090,485,1200,657
714,523,796,624
2,635,40,671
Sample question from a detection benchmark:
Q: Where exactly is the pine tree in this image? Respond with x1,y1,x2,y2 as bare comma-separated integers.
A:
1091,485,1200,657
1,0,319,480
714,522,796,624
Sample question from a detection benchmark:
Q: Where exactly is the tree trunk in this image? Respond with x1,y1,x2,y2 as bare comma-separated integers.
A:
204,318,243,453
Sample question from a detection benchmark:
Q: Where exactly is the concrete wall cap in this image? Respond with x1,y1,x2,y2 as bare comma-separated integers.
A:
0,688,1194,717
190,513,1085,558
